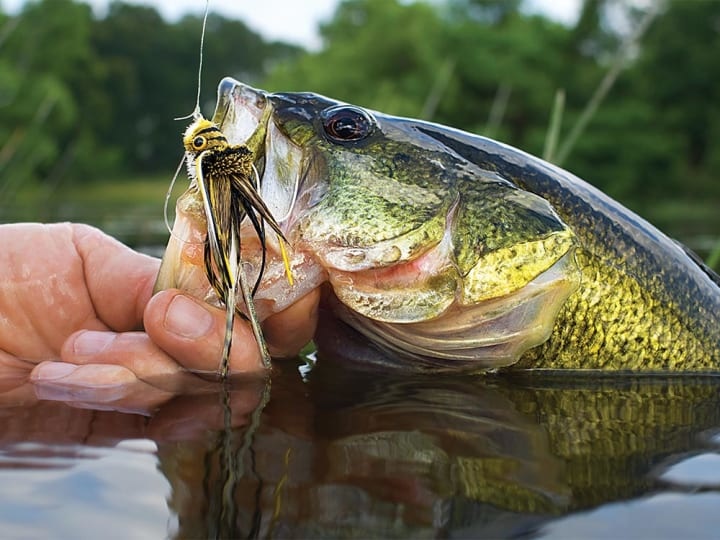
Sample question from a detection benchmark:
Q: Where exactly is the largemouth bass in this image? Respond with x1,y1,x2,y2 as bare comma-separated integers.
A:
155,78,720,372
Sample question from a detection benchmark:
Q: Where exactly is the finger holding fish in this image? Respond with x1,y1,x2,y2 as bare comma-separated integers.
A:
48,287,319,381
152,284,318,369
50,290,262,379
141,286,319,371
144,288,266,374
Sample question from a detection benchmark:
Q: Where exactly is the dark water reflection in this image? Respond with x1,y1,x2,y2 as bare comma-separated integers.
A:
3,324,720,538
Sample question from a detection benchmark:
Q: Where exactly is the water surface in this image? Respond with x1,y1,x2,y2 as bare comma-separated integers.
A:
3,319,720,538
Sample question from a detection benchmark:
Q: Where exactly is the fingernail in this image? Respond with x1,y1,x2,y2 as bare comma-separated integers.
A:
73,331,115,355
33,362,79,381
165,294,214,338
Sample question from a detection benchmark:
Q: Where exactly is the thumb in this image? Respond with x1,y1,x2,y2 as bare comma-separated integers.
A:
144,290,264,374
143,288,319,374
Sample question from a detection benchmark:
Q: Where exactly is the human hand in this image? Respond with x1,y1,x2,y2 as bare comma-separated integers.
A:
0,223,319,390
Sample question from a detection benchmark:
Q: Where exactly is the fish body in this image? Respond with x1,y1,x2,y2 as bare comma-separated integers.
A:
155,78,720,372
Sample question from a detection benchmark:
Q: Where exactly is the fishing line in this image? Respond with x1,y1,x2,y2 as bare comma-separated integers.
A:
162,154,206,245
163,155,184,234
175,0,209,121
163,0,210,245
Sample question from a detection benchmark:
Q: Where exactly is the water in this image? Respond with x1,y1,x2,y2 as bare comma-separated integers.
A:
3,316,720,538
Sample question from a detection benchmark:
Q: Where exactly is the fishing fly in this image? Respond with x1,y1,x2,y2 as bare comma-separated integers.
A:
170,1,293,379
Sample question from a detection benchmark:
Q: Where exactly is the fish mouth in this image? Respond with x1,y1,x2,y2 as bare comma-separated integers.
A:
212,77,299,226
154,78,327,320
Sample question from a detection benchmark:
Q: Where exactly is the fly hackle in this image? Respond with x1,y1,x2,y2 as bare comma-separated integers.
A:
190,134,284,377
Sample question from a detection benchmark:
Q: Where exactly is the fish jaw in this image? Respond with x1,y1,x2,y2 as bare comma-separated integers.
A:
154,185,327,321
318,220,579,370
154,81,327,321
332,251,580,371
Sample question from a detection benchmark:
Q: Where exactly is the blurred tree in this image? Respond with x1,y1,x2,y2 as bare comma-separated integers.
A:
442,5,573,150
265,0,449,117
0,0,98,192
91,4,301,175
457,0,523,25
91,3,202,173
634,0,720,196
566,0,720,202
0,0,301,189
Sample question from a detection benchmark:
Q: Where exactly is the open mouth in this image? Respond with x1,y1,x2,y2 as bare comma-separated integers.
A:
154,79,327,321
213,78,304,240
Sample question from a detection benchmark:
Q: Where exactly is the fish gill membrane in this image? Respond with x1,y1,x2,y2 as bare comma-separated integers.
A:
154,78,720,374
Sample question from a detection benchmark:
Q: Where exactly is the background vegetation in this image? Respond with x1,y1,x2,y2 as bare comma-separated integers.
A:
0,0,718,265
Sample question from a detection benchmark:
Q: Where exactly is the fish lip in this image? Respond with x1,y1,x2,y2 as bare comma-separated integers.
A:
213,77,269,146
213,78,272,192
213,77,298,227
203,77,318,316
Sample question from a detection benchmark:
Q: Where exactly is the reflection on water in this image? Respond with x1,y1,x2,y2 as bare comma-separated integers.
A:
2,323,720,537
0,439,172,539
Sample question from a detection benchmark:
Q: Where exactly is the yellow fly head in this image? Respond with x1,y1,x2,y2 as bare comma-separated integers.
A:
183,116,229,155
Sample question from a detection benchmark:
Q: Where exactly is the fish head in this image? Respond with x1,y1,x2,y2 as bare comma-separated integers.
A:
156,78,581,370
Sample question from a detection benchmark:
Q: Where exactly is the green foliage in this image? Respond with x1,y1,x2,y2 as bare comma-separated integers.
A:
634,0,720,195
266,0,449,118
0,0,93,190
0,0,717,237
88,4,300,175
0,0,301,194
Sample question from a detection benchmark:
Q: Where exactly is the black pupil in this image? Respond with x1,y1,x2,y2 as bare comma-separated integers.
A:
323,107,372,142
193,136,204,148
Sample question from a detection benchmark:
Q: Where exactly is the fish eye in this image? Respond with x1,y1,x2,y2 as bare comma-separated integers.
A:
321,106,374,143
192,136,206,149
